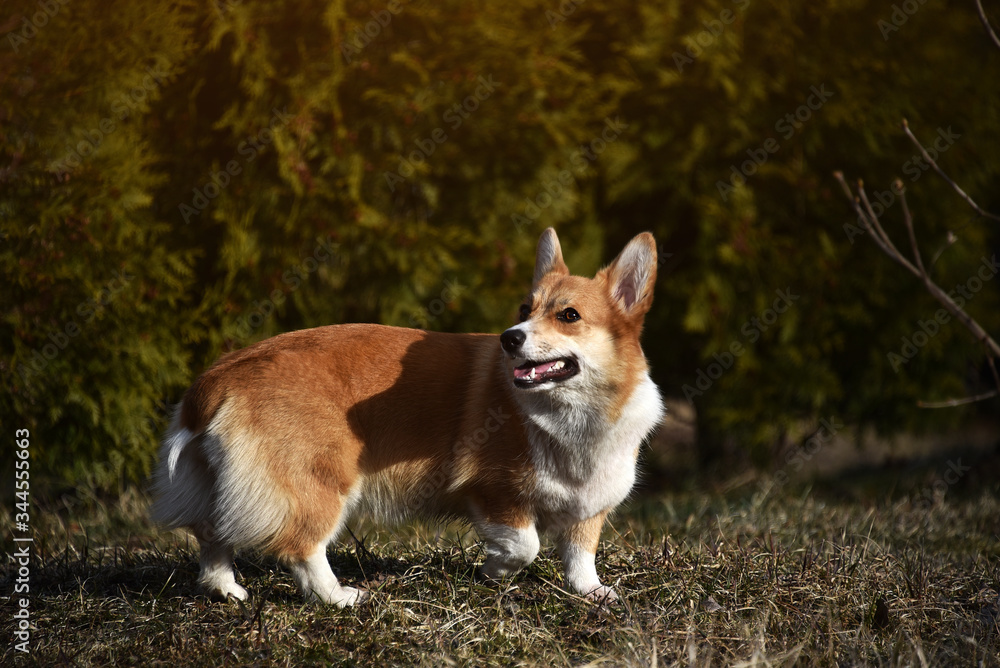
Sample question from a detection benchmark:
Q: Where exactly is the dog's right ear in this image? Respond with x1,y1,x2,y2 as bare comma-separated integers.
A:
533,227,569,286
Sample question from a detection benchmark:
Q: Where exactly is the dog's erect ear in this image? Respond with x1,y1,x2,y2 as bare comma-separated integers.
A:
533,227,569,286
603,232,657,317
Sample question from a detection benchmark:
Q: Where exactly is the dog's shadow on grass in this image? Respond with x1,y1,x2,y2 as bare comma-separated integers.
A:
14,543,186,605
18,537,457,608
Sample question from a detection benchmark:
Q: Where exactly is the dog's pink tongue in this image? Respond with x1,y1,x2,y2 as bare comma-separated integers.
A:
515,361,557,379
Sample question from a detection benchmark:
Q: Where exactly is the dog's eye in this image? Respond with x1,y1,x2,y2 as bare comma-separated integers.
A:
518,304,531,322
557,308,581,323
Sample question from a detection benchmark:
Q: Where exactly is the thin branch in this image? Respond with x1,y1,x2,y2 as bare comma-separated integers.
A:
985,345,1000,394
901,119,1000,223
833,171,881,237
836,116,1000,410
834,172,1000,361
833,172,919,276
898,182,927,277
905,254,1000,360
919,342,1000,409
917,389,999,408
974,0,1000,51
918,389,999,408
928,231,957,268
858,183,915,270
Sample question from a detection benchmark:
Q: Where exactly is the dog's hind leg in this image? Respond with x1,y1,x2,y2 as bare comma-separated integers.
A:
272,488,368,607
194,523,248,601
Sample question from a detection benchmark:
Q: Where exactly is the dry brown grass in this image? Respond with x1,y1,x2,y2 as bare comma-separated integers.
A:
3,452,999,666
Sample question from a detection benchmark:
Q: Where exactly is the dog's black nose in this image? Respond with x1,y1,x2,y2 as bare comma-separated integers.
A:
500,328,526,354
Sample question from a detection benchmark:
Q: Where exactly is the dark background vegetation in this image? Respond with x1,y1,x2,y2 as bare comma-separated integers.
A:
3,2,1000,665
3,2,1000,491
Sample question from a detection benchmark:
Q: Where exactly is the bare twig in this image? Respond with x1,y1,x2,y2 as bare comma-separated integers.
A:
974,0,1000,52
917,389,998,409
858,183,915,268
916,337,1000,408
985,345,1000,392
836,123,1000,363
928,231,957,268
898,183,927,277
835,146,1000,409
833,173,919,277
901,119,1000,223
911,256,998,357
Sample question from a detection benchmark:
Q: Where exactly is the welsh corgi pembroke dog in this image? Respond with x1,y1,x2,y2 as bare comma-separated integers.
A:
151,228,663,606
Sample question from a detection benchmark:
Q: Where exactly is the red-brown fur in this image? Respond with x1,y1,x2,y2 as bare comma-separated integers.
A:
151,228,663,606
174,325,532,560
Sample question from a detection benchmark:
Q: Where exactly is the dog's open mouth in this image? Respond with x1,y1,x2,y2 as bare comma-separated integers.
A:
512,357,579,388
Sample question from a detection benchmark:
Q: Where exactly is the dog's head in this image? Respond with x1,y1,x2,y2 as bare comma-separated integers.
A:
500,228,657,401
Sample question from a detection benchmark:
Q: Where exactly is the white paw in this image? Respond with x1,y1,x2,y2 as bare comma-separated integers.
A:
338,586,369,607
311,585,368,608
479,561,518,582
206,581,248,602
581,584,618,604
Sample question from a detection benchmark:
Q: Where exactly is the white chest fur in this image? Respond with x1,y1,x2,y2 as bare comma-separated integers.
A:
524,375,664,531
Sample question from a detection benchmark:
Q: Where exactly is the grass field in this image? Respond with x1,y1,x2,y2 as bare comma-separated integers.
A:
3,440,999,666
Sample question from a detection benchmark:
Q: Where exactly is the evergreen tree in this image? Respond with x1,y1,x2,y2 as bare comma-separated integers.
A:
3,0,998,488
2,0,198,487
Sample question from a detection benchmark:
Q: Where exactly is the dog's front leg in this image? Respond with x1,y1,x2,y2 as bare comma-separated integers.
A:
476,520,540,582
556,511,617,603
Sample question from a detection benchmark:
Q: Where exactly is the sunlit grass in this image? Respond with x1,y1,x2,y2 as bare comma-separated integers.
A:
3,459,999,666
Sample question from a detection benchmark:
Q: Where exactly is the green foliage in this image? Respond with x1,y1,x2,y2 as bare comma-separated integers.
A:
610,1,1000,457
3,0,999,487
2,0,198,488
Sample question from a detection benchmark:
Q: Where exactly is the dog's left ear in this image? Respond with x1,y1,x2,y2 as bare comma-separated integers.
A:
603,232,657,317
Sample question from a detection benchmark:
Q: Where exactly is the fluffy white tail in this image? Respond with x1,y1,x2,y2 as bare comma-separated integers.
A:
150,398,290,550
150,407,214,530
